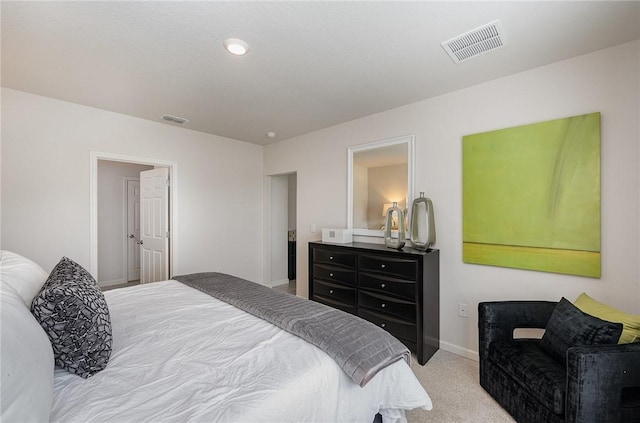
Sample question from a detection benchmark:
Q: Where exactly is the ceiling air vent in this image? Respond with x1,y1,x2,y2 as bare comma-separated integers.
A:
161,114,189,124
441,20,507,63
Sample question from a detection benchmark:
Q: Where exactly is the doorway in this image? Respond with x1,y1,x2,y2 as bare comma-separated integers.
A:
90,152,177,286
97,161,153,288
269,172,297,295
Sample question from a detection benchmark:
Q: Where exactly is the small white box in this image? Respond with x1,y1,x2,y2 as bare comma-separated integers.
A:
322,228,353,244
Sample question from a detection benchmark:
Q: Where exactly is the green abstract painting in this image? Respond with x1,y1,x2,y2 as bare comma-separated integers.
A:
462,112,601,277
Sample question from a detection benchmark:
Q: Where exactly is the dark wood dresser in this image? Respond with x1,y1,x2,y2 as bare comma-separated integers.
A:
308,241,440,365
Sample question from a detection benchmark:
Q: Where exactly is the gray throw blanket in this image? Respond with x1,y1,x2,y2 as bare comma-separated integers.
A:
173,272,410,387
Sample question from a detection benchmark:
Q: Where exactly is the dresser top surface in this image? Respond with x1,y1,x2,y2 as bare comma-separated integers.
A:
310,241,438,257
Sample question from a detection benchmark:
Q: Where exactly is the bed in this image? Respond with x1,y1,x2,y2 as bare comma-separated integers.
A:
0,250,432,423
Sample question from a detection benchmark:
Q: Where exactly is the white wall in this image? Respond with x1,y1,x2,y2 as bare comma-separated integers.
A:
0,121,2,248
97,160,153,284
1,89,264,283
264,40,640,358
288,173,297,231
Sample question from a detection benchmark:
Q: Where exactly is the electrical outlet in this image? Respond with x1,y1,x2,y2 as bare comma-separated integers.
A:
458,303,468,318
310,223,316,233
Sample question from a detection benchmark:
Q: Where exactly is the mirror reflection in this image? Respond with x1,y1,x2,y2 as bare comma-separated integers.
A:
353,143,408,230
348,135,414,238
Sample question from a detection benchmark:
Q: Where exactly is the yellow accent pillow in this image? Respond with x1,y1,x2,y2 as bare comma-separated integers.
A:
574,293,640,344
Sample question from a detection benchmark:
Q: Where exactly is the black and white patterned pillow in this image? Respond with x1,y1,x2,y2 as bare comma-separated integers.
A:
31,257,112,378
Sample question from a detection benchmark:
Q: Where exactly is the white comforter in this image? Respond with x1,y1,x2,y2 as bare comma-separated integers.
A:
51,281,431,423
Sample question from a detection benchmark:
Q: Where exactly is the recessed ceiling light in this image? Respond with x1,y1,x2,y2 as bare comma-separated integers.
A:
223,38,249,56
266,131,276,139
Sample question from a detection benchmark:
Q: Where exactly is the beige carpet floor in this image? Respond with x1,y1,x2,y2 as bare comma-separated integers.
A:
406,349,516,423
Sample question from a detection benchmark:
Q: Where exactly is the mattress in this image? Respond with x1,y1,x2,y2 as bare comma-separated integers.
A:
50,280,431,423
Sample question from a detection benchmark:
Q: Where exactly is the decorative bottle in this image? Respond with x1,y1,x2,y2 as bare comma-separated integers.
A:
410,192,436,250
384,202,406,249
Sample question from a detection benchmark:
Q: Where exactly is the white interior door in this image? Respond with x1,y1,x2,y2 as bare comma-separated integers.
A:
140,168,169,283
126,179,141,281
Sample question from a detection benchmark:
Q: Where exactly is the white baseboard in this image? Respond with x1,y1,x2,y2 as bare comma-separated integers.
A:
440,340,479,362
98,278,126,287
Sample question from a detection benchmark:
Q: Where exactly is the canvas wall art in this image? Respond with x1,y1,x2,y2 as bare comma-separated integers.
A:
462,112,601,277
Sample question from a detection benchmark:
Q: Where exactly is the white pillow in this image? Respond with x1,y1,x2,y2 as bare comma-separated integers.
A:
0,281,54,422
0,250,49,307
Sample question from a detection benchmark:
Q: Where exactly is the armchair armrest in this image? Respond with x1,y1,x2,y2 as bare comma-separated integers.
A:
478,301,558,360
566,342,640,423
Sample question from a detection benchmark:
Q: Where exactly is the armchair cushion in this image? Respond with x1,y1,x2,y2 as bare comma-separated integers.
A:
539,298,623,364
490,339,566,415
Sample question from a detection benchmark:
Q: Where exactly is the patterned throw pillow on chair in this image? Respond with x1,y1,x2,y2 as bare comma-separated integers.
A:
31,257,112,378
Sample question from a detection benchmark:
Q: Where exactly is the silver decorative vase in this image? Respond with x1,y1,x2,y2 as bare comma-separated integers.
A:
410,192,436,250
384,202,406,249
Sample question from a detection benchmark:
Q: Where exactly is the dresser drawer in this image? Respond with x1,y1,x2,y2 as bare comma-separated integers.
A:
313,264,356,286
358,254,417,280
358,308,417,344
313,280,356,304
313,295,357,315
358,290,416,322
313,248,355,268
359,272,415,301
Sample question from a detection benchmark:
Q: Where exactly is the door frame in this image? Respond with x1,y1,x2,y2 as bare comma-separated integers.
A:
123,176,140,283
90,151,178,280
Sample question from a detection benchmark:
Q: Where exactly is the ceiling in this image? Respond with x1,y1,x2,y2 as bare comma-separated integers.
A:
2,1,639,146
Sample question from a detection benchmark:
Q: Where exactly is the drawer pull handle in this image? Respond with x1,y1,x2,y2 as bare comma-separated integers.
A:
380,264,386,268
329,273,334,277
381,303,386,308
380,283,386,288
329,290,334,294
381,323,386,328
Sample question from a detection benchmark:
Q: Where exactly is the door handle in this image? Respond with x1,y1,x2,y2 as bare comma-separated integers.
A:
129,234,135,238
136,240,144,245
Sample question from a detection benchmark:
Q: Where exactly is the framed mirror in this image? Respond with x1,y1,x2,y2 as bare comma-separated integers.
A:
347,135,415,238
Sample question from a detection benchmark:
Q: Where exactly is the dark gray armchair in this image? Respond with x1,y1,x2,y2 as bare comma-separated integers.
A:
478,301,640,423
